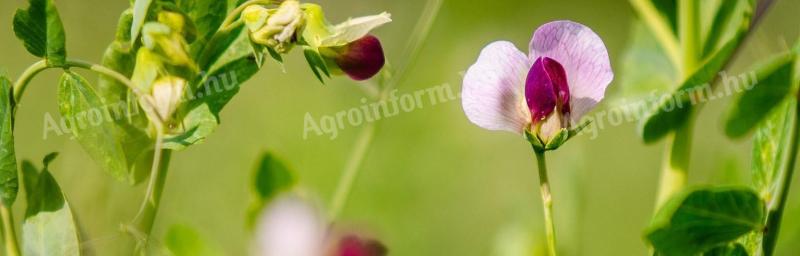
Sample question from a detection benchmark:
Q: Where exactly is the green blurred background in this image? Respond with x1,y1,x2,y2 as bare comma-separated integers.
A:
2,0,800,255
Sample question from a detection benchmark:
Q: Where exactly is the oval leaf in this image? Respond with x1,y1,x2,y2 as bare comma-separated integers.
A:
22,153,81,256
646,186,765,256
724,52,796,138
246,152,295,228
751,100,794,196
12,0,67,66
0,76,18,206
57,72,131,182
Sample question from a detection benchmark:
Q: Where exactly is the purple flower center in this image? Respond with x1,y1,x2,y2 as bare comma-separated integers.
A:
525,56,570,123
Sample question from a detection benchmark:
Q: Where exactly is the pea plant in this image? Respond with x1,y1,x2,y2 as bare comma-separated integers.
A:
0,0,406,255
622,0,800,255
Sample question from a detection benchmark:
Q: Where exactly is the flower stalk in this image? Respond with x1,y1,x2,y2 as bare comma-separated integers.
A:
0,204,21,256
534,149,558,256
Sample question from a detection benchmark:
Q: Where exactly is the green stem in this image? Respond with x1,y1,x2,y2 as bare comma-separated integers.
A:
534,149,558,256
655,113,694,209
762,96,800,255
328,122,377,220
0,205,20,256
12,60,49,105
126,126,171,254
326,0,442,221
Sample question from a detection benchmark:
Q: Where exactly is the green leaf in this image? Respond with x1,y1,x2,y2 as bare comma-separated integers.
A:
0,76,18,206
12,0,67,66
57,71,132,183
638,2,755,143
702,0,739,58
131,0,154,43
646,186,765,256
164,224,221,256
304,48,331,84
246,152,295,228
639,30,746,143
751,100,793,196
21,153,82,256
253,153,295,201
724,52,796,138
703,243,748,256
174,0,227,56
163,56,259,150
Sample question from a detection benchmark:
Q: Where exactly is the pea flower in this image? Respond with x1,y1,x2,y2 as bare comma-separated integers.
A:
301,4,391,81
254,194,388,256
243,0,304,53
132,11,197,126
462,21,613,149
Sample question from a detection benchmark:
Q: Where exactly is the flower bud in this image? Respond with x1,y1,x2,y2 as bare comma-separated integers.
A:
245,0,304,53
322,35,385,81
333,234,388,256
150,76,186,121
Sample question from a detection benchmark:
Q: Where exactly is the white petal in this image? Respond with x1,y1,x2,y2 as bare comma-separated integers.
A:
462,41,531,133
319,12,392,47
255,195,326,256
529,20,613,123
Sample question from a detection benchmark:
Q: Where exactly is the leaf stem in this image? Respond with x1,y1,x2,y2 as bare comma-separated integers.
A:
11,60,49,105
762,96,800,255
655,111,694,209
534,149,558,256
325,0,442,220
328,122,377,220
0,204,21,256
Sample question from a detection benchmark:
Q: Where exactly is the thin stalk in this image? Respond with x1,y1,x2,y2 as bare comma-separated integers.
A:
12,60,49,104
328,122,377,220
326,0,442,220
127,126,171,253
0,204,20,256
534,149,557,256
655,111,694,209
762,96,800,255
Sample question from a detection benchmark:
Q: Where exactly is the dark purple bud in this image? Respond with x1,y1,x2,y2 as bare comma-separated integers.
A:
525,57,570,123
336,234,388,256
333,35,386,81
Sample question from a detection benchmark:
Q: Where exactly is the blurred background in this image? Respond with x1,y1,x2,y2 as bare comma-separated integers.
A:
1,0,800,255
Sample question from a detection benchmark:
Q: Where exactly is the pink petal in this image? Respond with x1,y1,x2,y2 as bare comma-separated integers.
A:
462,41,531,133
529,20,613,123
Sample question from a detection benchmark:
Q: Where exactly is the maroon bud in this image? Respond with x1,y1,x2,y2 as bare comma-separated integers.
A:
332,35,386,81
336,234,388,256
525,57,570,123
